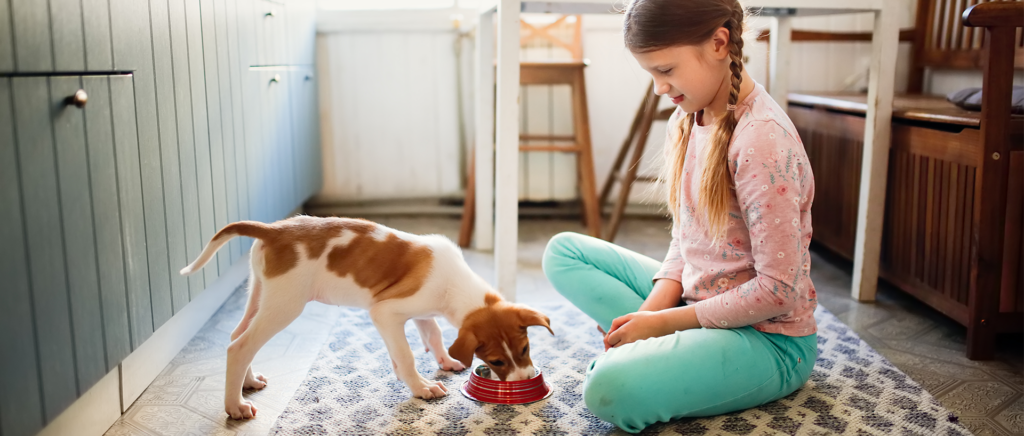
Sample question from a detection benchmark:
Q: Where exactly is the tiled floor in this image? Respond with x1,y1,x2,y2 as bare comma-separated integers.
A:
104,287,343,436
105,217,1023,436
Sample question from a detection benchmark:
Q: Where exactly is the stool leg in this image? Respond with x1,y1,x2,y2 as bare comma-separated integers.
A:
458,148,476,248
572,69,602,238
607,87,659,242
600,81,655,209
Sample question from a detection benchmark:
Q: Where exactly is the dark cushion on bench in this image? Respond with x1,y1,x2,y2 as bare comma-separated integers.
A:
947,86,1024,114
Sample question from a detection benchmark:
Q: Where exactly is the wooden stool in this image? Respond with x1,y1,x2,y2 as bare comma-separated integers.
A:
599,80,674,242
459,16,602,247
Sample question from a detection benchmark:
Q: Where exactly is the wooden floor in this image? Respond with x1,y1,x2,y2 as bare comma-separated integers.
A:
104,217,1023,436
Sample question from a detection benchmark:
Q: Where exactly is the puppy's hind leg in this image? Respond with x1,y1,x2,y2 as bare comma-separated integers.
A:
224,280,305,419
413,318,466,371
231,272,262,341
231,273,268,390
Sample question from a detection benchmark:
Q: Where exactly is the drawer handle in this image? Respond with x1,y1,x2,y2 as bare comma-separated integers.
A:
67,89,88,108
304,75,312,81
270,74,281,84
265,10,275,18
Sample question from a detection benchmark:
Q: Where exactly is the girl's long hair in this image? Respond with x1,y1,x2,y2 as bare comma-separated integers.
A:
624,0,746,241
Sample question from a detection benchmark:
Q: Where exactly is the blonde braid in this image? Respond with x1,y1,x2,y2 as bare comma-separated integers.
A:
697,6,745,241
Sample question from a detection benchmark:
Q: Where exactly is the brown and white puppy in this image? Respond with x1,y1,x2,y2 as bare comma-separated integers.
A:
180,216,553,420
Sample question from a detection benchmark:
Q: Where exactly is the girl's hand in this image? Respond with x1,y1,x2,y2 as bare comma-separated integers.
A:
603,311,672,350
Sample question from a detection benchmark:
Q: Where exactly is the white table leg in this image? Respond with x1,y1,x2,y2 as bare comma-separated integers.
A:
494,0,521,301
851,3,899,302
768,15,792,112
474,8,495,252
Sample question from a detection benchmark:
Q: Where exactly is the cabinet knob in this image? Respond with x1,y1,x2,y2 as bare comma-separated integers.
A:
265,10,275,18
270,74,281,84
304,75,312,81
68,89,88,108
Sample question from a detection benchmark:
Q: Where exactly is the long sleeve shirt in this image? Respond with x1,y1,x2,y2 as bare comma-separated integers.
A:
653,82,818,337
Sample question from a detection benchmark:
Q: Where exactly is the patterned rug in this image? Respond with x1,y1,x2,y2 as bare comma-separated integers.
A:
269,302,971,435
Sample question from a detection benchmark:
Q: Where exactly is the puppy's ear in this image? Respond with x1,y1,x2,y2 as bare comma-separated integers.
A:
448,329,479,368
518,307,554,336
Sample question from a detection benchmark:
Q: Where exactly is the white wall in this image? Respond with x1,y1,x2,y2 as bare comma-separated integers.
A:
315,29,464,202
313,0,1021,206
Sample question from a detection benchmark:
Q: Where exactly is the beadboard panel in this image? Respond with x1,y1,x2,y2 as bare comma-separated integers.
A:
315,31,461,202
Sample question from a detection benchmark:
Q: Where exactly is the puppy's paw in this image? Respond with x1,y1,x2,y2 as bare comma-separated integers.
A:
437,355,466,372
410,377,448,400
244,372,268,390
225,399,258,420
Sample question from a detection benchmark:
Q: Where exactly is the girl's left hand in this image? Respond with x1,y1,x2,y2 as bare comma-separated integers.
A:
603,311,672,350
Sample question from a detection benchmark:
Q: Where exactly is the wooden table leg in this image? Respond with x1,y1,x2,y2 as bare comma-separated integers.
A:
851,2,899,302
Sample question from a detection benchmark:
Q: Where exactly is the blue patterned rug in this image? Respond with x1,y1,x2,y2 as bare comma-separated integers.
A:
269,302,970,435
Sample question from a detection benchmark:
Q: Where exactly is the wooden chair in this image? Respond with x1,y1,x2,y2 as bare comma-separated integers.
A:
459,15,602,247
599,81,674,242
786,0,1023,360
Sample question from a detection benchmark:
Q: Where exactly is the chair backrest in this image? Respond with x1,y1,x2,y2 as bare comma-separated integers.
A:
520,15,583,61
761,0,1023,92
914,0,1024,71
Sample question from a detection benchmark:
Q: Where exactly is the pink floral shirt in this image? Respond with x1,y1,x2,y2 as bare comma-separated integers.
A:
653,82,817,337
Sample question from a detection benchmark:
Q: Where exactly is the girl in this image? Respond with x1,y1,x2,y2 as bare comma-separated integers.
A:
541,0,818,432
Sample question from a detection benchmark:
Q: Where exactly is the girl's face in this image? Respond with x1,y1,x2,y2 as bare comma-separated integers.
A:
630,29,732,115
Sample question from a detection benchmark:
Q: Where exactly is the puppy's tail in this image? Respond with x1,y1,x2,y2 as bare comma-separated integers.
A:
180,221,275,275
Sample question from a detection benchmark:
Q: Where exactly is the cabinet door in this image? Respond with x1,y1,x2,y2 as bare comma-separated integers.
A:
1,74,138,433
255,0,288,66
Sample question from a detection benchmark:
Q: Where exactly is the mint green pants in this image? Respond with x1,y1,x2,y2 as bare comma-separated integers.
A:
542,232,817,433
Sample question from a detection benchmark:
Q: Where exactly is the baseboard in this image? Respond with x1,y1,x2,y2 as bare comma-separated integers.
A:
120,251,251,412
37,368,120,436
305,198,668,218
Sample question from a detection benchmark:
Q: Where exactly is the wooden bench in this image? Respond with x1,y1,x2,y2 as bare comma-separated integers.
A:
788,1,1023,359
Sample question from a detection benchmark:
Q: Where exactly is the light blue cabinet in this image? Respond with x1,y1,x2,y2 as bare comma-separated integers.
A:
0,1,321,434
0,75,137,434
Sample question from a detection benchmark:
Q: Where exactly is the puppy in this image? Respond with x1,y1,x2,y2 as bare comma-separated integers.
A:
180,216,553,419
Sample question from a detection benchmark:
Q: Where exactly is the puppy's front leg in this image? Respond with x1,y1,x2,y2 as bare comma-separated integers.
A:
370,311,447,399
413,318,466,371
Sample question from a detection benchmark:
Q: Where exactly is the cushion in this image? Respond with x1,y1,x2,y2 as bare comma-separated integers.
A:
947,85,1024,114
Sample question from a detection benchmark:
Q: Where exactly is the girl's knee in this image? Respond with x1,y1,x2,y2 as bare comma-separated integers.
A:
542,232,585,269
583,359,646,433
544,231,583,255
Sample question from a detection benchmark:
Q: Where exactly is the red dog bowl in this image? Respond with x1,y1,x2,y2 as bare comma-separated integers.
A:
460,364,553,404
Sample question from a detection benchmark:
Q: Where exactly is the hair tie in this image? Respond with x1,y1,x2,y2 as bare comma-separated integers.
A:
726,104,737,111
